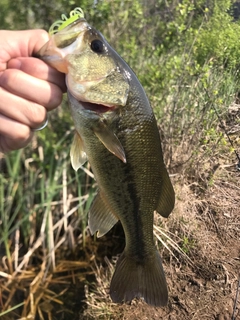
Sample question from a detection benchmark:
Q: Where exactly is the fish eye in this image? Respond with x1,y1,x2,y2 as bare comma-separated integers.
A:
90,39,104,53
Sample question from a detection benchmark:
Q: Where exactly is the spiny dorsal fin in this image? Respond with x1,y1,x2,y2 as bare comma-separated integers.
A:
156,168,175,218
70,131,88,171
93,123,126,163
88,192,119,237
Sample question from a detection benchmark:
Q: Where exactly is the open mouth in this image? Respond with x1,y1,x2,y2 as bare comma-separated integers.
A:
80,101,116,113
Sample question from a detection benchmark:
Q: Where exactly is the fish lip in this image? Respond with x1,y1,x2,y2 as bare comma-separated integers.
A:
80,100,116,113
68,91,117,114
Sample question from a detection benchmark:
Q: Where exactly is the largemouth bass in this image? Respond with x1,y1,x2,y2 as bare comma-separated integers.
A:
38,13,175,307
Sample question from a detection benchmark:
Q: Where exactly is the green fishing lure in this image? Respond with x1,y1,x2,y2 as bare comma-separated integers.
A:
49,7,84,35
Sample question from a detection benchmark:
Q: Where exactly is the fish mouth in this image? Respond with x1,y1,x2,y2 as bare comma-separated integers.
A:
68,90,117,113
80,101,116,113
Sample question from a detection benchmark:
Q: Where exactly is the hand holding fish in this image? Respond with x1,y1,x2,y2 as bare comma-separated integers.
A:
0,30,66,153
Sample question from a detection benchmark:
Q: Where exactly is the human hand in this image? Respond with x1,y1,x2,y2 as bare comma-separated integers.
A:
0,29,66,153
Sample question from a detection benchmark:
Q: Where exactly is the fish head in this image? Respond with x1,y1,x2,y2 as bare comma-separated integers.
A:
38,18,130,109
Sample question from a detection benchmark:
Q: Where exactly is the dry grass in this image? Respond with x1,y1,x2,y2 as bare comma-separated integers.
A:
0,166,95,320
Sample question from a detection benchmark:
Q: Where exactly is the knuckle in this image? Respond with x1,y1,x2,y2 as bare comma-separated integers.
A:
0,70,19,89
52,92,63,108
34,29,49,45
15,126,31,142
27,104,47,128
47,87,63,110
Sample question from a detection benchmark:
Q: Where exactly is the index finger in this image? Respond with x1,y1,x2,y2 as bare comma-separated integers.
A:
8,57,66,92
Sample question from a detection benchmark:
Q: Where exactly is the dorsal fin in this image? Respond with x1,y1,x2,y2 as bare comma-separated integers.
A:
156,168,175,218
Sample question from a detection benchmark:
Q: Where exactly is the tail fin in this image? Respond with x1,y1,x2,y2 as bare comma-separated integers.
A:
110,250,168,307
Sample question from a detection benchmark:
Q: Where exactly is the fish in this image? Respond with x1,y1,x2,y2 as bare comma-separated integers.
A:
38,16,175,307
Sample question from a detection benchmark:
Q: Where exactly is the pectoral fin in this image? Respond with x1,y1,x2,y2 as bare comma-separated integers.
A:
70,132,88,171
156,169,175,218
93,123,126,163
88,192,119,237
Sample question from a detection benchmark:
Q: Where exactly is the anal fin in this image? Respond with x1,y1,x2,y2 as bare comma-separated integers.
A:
88,192,119,237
